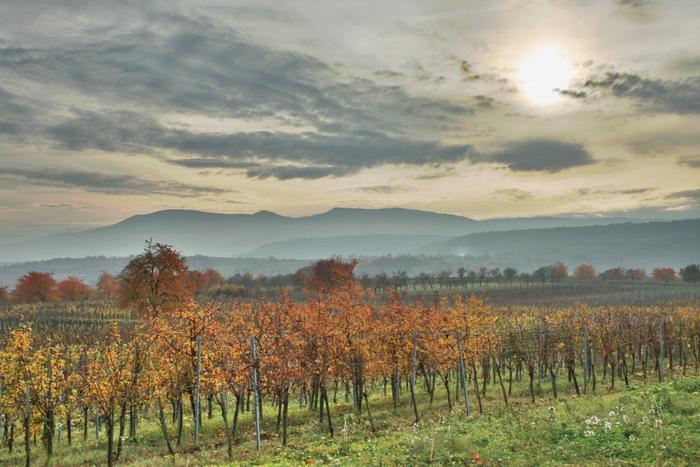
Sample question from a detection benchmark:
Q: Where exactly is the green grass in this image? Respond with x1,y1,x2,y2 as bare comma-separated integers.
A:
2,375,699,466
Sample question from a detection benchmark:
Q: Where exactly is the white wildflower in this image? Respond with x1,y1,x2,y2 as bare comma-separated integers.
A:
604,420,612,432
585,415,601,426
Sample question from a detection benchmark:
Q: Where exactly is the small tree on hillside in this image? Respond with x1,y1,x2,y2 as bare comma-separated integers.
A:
13,272,57,303
503,267,518,284
119,242,191,315
680,264,700,283
57,276,92,301
551,263,568,282
308,258,358,293
533,266,553,285
96,272,121,300
574,264,596,280
652,267,676,283
624,268,646,282
600,267,624,281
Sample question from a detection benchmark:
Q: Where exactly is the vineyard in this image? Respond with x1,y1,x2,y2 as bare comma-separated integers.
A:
2,300,700,465
1,250,699,466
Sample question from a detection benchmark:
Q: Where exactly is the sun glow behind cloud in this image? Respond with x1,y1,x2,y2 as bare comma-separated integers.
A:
518,44,574,106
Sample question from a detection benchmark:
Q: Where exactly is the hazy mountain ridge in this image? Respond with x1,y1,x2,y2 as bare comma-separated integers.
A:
423,218,700,269
245,234,451,259
0,207,654,263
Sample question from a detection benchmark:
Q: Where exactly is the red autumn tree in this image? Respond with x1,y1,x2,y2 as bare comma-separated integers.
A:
574,264,597,280
188,270,210,296
96,272,120,300
118,242,191,314
204,268,224,287
12,271,57,302
57,276,93,301
600,267,624,281
309,258,358,293
551,262,568,282
652,267,676,283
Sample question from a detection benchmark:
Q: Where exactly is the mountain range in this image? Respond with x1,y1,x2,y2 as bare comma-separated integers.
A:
0,208,699,286
0,207,654,263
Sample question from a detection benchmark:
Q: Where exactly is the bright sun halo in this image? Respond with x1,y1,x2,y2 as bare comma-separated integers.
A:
518,44,574,106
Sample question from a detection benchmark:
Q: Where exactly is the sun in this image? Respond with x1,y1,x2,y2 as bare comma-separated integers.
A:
518,44,574,106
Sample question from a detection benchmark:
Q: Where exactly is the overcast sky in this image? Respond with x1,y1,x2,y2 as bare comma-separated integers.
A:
1,0,699,240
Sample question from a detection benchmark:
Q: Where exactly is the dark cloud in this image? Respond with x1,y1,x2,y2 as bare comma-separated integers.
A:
493,188,534,201
556,88,587,99
457,59,480,81
617,0,650,8
244,165,343,180
679,157,700,168
0,167,231,197
46,109,476,179
475,140,595,172
36,202,83,209
616,188,655,195
667,56,700,73
0,86,34,136
583,72,700,114
0,15,472,136
473,95,496,109
667,188,700,203
353,185,410,194
0,13,479,181
374,70,404,78
624,131,700,156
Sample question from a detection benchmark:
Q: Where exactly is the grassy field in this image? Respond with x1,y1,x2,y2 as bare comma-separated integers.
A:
2,373,698,466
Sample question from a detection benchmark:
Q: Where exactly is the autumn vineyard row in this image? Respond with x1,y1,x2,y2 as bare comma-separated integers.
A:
1,293,699,465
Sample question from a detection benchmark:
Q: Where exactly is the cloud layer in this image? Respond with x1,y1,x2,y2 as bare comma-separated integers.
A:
0,167,229,197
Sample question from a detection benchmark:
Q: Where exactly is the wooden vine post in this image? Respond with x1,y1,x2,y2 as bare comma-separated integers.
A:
194,336,202,448
456,330,471,415
251,335,262,451
410,331,419,423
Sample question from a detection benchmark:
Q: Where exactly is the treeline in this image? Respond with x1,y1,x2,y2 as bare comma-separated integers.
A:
2,255,699,305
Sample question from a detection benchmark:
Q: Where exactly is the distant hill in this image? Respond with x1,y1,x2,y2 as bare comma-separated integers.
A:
422,219,700,270
0,207,649,262
245,234,450,259
0,208,476,262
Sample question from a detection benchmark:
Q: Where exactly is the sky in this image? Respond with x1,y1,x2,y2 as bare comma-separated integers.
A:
1,0,699,242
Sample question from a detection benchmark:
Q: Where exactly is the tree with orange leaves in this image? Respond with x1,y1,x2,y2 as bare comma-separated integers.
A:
551,262,568,282
653,267,676,283
84,325,137,467
575,264,597,281
118,242,192,315
12,271,57,303
147,299,219,443
96,272,120,300
57,276,93,301
308,258,358,293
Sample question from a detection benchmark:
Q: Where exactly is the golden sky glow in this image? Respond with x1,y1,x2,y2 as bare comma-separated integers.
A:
0,0,699,241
